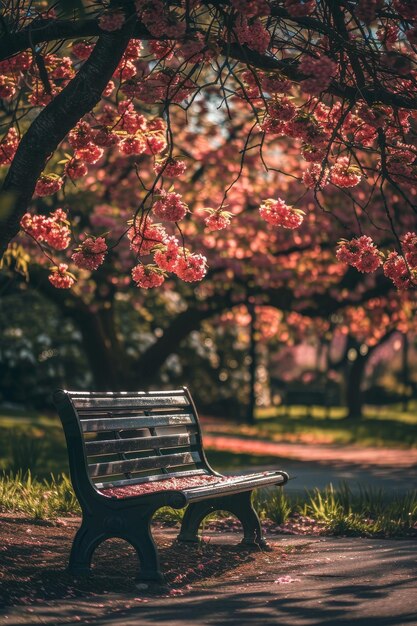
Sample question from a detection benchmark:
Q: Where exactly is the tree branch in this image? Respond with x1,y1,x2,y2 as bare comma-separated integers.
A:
0,17,136,259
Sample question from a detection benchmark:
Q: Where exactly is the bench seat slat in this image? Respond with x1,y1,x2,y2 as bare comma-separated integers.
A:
81,413,195,433
85,433,196,456
72,395,190,409
88,451,201,477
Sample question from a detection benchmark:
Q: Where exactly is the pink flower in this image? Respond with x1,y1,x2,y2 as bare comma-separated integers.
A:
98,11,125,32
48,264,75,289
132,264,165,288
65,158,88,180
93,127,120,147
330,157,362,188
383,251,413,290
300,55,338,94
336,236,382,273
0,75,16,99
154,237,179,271
72,41,94,60
68,121,93,149
402,232,417,267
119,135,147,156
259,198,304,229
0,127,19,164
302,164,329,189
128,219,167,255
152,190,188,222
71,236,107,271
154,158,187,178
174,251,207,282
35,174,63,197
75,143,104,164
204,210,232,231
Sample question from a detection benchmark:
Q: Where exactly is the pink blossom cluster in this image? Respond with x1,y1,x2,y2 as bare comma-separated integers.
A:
128,218,207,287
382,233,417,290
330,157,362,188
336,236,382,273
135,0,186,38
35,174,64,197
0,127,19,164
383,252,413,290
98,11,125,32
128,216,169,255
71,236,108,271
234,17,271,54
204,209,232,231
302,163,329,189
48,264,75,289
259,198,305,229
0,74,16,99
152,190,189,222
71,41,94,60
131,264,165,288
65,158,88,180
154,158,187,178
300,55,338,94
20,209,71,250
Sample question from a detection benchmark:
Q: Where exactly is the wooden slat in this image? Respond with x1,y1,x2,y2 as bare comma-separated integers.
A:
77,408,190,418
81,413,195,433
68,389,186,397
95,468,208,490
85,433,195,456
183,471,289,501
89,451,201,478
72,395,190,410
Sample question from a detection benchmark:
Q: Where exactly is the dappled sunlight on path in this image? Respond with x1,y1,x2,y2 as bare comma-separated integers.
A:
202,434,417,468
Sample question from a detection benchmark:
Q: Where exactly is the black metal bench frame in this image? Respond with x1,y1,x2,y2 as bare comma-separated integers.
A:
53,387,288,584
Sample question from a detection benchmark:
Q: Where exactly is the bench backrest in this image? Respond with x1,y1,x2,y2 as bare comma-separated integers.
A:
53,387,213,505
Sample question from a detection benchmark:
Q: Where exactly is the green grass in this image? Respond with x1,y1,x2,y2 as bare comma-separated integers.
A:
0,411,69,477
208,401,417,449
1,472,415,537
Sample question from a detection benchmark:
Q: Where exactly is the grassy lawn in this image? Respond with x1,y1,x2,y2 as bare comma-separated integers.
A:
204,402,417,449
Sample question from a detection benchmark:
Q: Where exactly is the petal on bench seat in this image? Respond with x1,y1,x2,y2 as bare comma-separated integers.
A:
98,470,287,500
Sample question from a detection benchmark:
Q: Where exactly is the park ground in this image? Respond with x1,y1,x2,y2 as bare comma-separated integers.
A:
0,404,416,624
0,516,416,625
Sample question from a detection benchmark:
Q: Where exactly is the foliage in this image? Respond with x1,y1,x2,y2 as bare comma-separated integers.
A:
0,290,90,406
300,484,417,537
0,471,79,519
1,471,415,537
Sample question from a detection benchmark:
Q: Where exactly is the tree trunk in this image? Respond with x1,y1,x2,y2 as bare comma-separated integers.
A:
246,303,257,425
0,20,135,258
346,353,368,419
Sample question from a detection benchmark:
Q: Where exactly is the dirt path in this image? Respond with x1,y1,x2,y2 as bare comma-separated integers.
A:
1,515,416,626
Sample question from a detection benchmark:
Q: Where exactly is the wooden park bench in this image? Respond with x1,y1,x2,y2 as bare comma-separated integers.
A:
53,387,289,584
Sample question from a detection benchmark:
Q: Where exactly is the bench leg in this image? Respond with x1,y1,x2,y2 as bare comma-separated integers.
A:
177,500,216,544
68,521,105,576
125,520,165,585
177,491,269,549
226,491,269,549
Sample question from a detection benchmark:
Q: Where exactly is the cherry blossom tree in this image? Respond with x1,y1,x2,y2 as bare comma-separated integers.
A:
1,0,417,295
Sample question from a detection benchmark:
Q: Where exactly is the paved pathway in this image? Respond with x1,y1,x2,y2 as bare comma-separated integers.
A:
3,533,416,626
203,434,417,492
